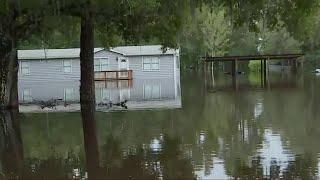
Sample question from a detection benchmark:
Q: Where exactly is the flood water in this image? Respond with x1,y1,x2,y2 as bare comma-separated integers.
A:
1,71,320,179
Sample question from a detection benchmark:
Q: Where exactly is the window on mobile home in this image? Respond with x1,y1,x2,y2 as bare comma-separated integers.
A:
63,60,72,73
144,84,161,100
143,57,160,71
94,58,109,71
64,88,75,101
22,89,32,102
21,61,30,75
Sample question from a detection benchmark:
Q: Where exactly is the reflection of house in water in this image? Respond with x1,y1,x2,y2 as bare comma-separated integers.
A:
17,45,181,112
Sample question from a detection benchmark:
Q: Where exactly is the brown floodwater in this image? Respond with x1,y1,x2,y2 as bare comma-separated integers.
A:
1,71,320,179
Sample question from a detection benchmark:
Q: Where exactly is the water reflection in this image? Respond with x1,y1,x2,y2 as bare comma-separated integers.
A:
18,77,181,112
0,110,23,179
1,72,320,179
206,71,301,92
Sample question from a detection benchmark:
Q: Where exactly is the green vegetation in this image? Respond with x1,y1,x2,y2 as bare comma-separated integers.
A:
4,0,319,70
248,61,261,72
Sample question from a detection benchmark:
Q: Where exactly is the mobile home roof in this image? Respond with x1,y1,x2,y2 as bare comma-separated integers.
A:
18,45,179,60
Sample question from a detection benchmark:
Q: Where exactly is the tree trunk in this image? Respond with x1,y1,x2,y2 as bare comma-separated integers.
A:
5,42,19,109
1,109,24,178
1,0,19,110
1,37,19,110
0,55,6,106
80,8,100,179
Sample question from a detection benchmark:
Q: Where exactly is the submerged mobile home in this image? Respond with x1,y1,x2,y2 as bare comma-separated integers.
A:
17,45,181,112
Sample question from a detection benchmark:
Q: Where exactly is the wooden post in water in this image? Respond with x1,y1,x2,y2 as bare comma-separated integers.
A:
232,59,237,77
211,62,215,89
260,60,264,87
204,59,207,91
231,60,235,76
263,60,267,87
232,59,238,90
292,58,298,73
267,58,270,89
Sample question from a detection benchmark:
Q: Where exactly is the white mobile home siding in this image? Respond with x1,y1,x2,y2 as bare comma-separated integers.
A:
18,81,80,102
94,50,124,70
128,55,175,79
18,50,124,83
18,58,81,83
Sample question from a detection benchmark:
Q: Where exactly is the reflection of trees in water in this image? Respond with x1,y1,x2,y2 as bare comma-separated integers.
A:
22,151,85,179
0,111,196,179
102,135,195,179
1,73,320,179
282,153,319,179
0,110,86,179
226,156,264,179
226,153,319,179
0,110,24,179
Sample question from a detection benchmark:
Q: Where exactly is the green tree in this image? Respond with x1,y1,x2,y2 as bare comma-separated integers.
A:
179,4,231,68
228,25,258,56
198,5,231,56
263,26,302,54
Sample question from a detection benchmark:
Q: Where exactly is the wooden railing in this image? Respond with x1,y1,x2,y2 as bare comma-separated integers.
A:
95,80,133,88
95,70,133,80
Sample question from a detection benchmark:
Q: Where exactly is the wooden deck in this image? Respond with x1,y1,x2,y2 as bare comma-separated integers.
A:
95,70,133,81
203,53,304,91
202,53,304,78
202,54,304,62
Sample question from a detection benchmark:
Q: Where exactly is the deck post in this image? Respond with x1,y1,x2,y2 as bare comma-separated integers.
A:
292,58,298,73
267,58,270,74
260,60,264,87
263,60,267,87
232,73,238,91
232,59,237,77
232,59,238,90
267,58,270,89
211,62,215,88
204,60,207,91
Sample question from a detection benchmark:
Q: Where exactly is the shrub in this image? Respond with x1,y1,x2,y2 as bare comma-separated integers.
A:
248,60,261,72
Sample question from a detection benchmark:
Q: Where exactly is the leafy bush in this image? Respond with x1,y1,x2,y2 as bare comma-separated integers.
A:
304,50,320,70
248,60,261,72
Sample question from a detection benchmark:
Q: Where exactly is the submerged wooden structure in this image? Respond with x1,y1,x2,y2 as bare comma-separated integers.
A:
203,54,304,75
95,70,133,80
202,53,304,91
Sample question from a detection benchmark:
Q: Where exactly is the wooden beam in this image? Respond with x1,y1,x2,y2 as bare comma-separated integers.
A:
263,60,267,87
202,53,304,62
232,60,236,76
